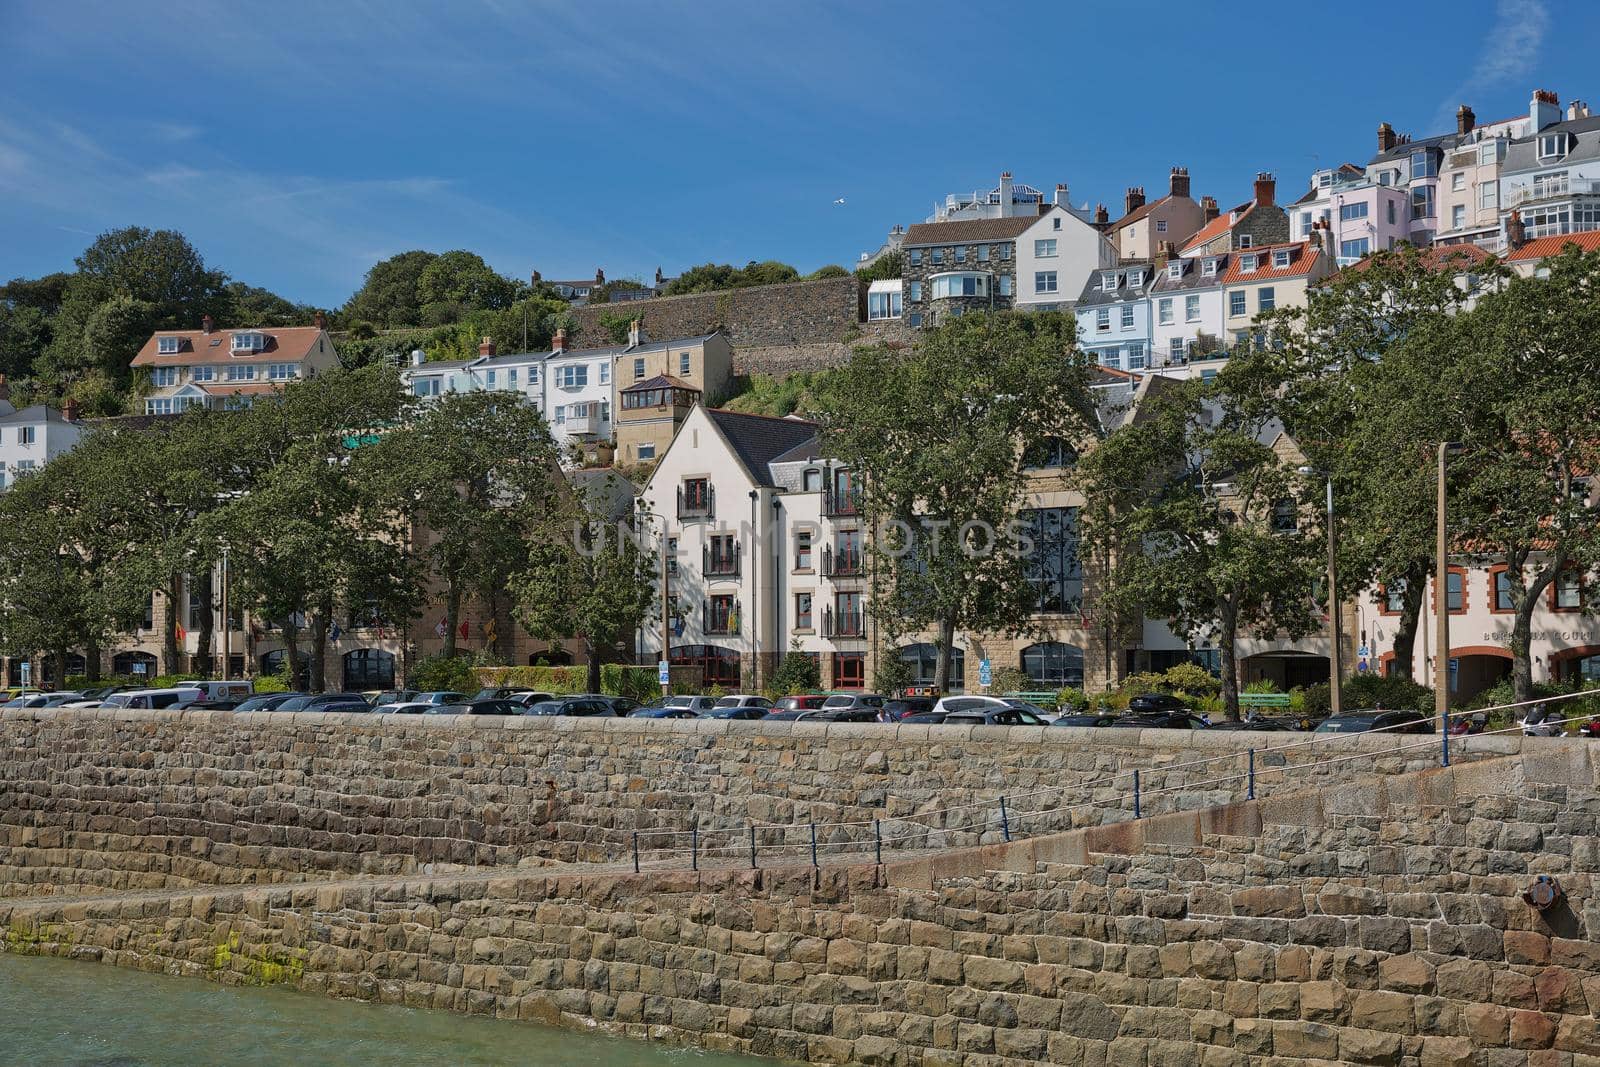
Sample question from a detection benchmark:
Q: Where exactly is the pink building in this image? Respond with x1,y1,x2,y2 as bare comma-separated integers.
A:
1289,165,1412,265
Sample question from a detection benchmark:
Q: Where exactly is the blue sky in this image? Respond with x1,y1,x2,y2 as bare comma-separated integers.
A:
0,0,1591,309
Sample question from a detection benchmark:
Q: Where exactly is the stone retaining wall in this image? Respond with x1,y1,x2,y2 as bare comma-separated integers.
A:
5,743,1600,1065
0,708,1509,899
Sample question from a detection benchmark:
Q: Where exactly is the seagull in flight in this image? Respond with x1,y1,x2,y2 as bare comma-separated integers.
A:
833,197,846,205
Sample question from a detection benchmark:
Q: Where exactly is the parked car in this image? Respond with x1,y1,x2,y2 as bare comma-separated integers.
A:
414,691,467,707
100,688,199,710
1049,712,1119,728
628,705,700,719
1520,703,1565,737
942,706,1051,726
1107,710,1212,730
186,698,249,710
930,695,1013,716
275,692,374,712
807,694,886,722
232,692,306,713
58,685,139,708
506,691,560,708
876,697,934,722
713,694,774,710
178,680,255,702
372,701,432,714
429,699,522,716
470,686,538,702
641,695,718,715
519,696,614,717
4,691,86,709
704,704,768,720
1126,693,1191,714
773,694,828,713
1209,716,1296,731
565,693,642,716
369,689,419,707
1577,719,1600,739
1313,710,1432,735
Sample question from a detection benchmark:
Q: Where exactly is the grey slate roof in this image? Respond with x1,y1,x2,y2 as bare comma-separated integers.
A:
902,216,1037,247
1151,254,1229,294
0,404,69,426
405,332,722,374
706,409,820,488
1503,114,1600,175
1075,261,1157,307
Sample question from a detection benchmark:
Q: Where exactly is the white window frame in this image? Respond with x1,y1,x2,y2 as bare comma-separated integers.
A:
1201,258,1218,277
1237,234,1253,249
157,337,180,354
1257,287,1275,312
1157,298,1173,324
1095,308,1110,331
1240,254,1258,272
1120,304,1135,329
1228,290,1246,317
679,353,691,375
1155,220,1167,233
1034,239,1058,258
1101,271,1117,290
1167,262,1182,280
1185,295,1200,322
1273,249,1291,268
191,365,215,382
151,366,178,387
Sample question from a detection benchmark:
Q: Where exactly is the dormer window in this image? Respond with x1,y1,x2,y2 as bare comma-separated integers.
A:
1538,133,1570,161
1168,262,1182,280
1240,254,1259,272
157,336,180,355
1101,271,1117,290
1128,270,1144,287
1202,258,1218,277
230,331,265,354
1273,249,1292,268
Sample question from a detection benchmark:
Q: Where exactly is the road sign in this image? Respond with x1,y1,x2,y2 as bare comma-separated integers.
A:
19,662,30,687
657,660,671,685
1357,644,1370,659
1358,659,1370,673
133,662,147,675
978,659,992,688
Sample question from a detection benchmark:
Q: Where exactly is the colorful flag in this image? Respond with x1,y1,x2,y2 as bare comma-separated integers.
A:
458,619,469,640
484,619,497,644
330,621,342,642
435,618,447,638
175,620,187,642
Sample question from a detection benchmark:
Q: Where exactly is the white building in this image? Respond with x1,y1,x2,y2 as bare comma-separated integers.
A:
0,402,81,490
1013,204,1118,312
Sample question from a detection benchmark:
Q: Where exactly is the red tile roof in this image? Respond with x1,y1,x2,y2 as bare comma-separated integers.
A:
1219,241,1323,283
132,326,329,367
1505,230,1600,262
1178,202,1252,255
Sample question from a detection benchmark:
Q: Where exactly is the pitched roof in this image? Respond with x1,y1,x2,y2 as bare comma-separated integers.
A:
1505,230,1600,262
1107,194,1173,233
902,216,1038,246
0,403,70,426
1220,241,1323,283
132,326,329,367
706,409,820,487
1344,244,1492,273
1179,202,1252,254
622,374,697,393
406,332,721,373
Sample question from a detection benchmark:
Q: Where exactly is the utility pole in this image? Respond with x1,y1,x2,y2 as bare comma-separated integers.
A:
660,516,672,696
1325,476,1341,717
1435,442,1450,730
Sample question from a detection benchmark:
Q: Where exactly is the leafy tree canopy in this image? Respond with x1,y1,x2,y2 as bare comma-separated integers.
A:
662,260,800,296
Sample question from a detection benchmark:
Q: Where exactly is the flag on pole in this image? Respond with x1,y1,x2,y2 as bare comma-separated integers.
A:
175,620,187,642
330,621,342,642
435,618,447,638
458,620,469,640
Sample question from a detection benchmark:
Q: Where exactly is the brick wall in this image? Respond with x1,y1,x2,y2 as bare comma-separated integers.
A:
568,277,865,350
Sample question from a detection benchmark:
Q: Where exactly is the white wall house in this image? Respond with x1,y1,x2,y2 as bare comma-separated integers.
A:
1013,205,1117,311
0,404,81,490
1149,252,1229,379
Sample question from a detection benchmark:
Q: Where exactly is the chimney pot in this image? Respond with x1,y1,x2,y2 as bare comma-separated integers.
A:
553,327,567,353
1201,196,1220,223
595,268,605,285
313,310,327,331
201,314,215,334
1169,166,1191,199
478,336,496,357
1093,203,1109,225
531,270,542,283
61,397,79,422
1532,89,1562,130
1124,186,1146,215
1377,122,1397,153
1253,172,1276,207
1457,104,1476,135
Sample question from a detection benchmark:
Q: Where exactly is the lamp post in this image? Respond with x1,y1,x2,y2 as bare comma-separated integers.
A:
1300,467,1341,717
219,547,230,679
1434,442,1459,732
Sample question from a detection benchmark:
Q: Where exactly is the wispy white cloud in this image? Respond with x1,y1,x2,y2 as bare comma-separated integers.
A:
1434,0,1549,129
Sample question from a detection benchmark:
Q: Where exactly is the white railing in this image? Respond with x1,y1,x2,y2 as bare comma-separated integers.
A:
1507,177,1600,208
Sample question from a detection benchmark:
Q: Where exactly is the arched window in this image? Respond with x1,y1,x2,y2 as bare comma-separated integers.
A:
259,649,308,688
342,649,395,690
529,648,573,666
111,651,157,679
1023,437,1078,469
1021,642,1085,687
897,643,966,688
668,644,740,689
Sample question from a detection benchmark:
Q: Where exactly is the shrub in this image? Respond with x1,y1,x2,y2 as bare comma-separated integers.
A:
1054,687,1090,712
474,665,586,693
410,654,478,694
990,666,1030,695
1343,673,1433,713
600,664,658,701
254,667,292,694
1242,679,1280,694
769,650,822,697
1160,662,1221,696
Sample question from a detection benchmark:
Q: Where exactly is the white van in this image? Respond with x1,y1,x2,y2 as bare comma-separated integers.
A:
178,680,255,702
102,688,202,710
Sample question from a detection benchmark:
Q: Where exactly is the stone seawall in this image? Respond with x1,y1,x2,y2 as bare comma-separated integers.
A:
5,743,1600,1065
1,708,1506,900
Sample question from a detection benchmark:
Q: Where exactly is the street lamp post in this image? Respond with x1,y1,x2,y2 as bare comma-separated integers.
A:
1300,468,1342,717
219,548,230,679
1435,442,1451,732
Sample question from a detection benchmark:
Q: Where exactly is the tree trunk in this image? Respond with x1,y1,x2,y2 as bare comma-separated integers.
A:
85,634,101,683
1218,600,1241,721
282,615,303,690
309,607,330,692
1511,553,1559,705
933,615,957,693
53,646,69,689
1389,566,1428,680
195,568,215,678
443,582,461,659
162,574,182,675
585,636,602,695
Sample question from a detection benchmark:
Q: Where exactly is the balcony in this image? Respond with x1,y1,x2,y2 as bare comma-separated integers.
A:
823,608,865,638
702,599,739,636
1507,177,1600,209
564,410,601,437
822,545,863,578
823,485,859,518
703,541,741,579
677,484,714,521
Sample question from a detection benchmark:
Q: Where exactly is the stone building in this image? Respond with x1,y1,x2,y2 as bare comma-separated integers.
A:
1178,173,1290,258
898,216,1034,327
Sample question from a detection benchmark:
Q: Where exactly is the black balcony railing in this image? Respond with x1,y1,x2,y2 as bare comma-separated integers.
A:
823,485,859,517
704,540,741,578
823,607,865,638
702,598,740,636
822,545,863,578
677,483,715,520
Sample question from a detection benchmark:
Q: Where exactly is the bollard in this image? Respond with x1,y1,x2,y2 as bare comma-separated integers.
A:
810,822,819,868
1248,749,1255,801
874,818,882,866
1133,769,1141,819
749,824,757,869
691,827,699,871
632,831,640,874
999,796,1011,842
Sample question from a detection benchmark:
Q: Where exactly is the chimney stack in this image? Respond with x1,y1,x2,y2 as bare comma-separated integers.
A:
654,267,665,286
1169,167,1191,199
1532,89,1561,130
1124,186,1146,215
1093,203,1109,226
553,328,567,353
1568,99,1591,120
1253,172,1275,207
201,314,215,334
1377,122,1397,153
999,170,1014,209
410,350,425,366
1506,209,1527,250
594,268,606,286
1456,105,1476,135
478,336,496,357
627,319,643,348
531,270,543,284
61,397,79,423
1054,183,1069,207
313,310,327,331
1201,196,1220,223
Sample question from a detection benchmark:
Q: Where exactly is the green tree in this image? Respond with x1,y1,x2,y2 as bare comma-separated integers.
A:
854,251,903,283
1077,374,1324,720
514,481,657,695
339,250,439,328
806,265,850,280
0,272,70,380
815,312,1099,692
225,282,309,327
662,260,800,296
417,250,521,313
769,644,822,695
368,391,565,660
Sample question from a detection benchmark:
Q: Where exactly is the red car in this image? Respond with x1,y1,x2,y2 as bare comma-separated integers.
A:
766,694,828,720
